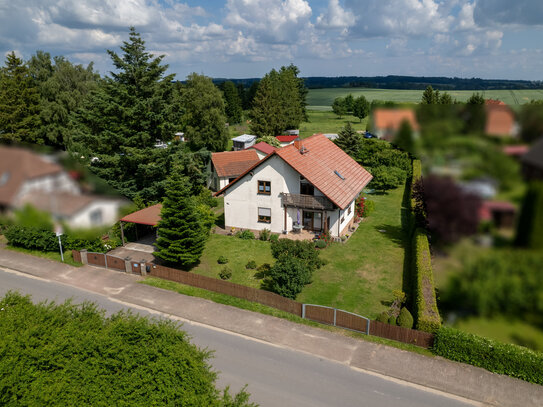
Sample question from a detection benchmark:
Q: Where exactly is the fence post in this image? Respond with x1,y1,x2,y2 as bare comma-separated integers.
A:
302,304,306,319
124,257,131,273
80,249,88,265
104,254,108,269
333,308,337,326
366,319,370,336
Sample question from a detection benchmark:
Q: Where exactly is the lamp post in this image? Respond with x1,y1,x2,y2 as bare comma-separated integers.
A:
55,224,64,262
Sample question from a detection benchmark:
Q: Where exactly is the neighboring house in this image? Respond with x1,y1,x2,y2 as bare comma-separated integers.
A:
322,133,339,141
0,146,124,228
478,200,516,229
209,150,260,191
522,137,543,181
215,134,373,237
246,142,276,159
285,129,300,136
484,102,518,138
232,134,257,151
372,108,420,141
174,132,186,142
276,135,298,147
502,145,529,159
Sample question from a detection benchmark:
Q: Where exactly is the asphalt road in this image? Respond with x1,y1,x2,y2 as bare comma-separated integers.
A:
0,268,477,407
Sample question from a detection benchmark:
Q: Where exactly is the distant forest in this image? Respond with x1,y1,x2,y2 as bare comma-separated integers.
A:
213,75,543,90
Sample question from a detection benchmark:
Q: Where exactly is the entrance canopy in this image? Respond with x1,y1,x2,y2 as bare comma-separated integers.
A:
120,204,162,226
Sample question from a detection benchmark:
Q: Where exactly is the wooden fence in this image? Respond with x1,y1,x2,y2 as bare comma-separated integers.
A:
73,250,434,348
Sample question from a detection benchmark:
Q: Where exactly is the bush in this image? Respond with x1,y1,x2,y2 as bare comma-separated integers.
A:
245,260,257,269
387,316,397,325
217,256,228,264
376,312,389,323
271,239,324,271
362,200,375,217
259,228,271,241
315,240,327,249
256,263,271,277
236,230,255,240
219,266,232,280
265,255,312,299
0,292,253,405
412,228,441,332
433,327,543,385
269,233,279,242
397,307,414,329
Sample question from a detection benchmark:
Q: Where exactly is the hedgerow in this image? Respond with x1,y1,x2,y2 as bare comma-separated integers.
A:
433,326,543,385
0,292,255,406
412,228,441,332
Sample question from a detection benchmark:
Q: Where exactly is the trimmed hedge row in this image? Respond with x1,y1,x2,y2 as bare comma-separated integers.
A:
412,227,441,332
433,327,543,385
3,225,114,253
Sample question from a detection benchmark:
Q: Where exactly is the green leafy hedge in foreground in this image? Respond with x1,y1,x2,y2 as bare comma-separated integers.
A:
0,292,255,406
433,326,543,385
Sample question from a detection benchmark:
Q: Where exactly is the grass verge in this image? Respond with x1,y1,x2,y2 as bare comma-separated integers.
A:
3,245,82,267
140,276,432,356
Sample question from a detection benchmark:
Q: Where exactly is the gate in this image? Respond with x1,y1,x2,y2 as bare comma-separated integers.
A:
302,304,370,335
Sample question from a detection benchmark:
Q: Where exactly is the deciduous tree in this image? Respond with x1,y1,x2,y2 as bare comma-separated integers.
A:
352,95,369,122
332,97,347,118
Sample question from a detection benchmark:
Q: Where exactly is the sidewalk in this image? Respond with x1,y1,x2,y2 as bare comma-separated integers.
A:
0,248,540,407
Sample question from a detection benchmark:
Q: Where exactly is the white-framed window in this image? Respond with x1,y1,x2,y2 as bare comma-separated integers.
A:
258,207,271,223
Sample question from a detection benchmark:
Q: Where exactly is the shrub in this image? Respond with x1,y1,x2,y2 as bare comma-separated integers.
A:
245,260,257,269
269,233,279,242
271,239,324,271
433,327,543,385
387,316,397,325
219,266,232,280
259,228,271,241
264,255,312,299
315,240,327,249
217,256,228,264
412,228,441,332
397,307,414,329
255,263,271,279
362,200,375,217
4,225,59,251
236,230,255,240
376,312,389,323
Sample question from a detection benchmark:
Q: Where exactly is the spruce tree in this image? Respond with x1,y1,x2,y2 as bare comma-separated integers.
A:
334,122,360,157
70,27,182,201
515,181,543,250
221,81,243,124
0,52,40,143
184,73,229,152
155,174,209,269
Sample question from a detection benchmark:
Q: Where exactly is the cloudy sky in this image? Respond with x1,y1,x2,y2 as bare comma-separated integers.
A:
1,0,542,80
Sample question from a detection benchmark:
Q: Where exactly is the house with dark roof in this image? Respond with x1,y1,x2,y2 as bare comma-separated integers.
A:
522,137,543,181
246,141,276,159
215,134,373,237
0,146,124,228
209,150,260,191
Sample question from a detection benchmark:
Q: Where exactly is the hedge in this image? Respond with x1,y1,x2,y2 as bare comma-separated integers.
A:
433,327,543,385
412,228,441,332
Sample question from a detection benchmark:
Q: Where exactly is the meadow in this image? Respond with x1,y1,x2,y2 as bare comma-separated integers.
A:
307,88,543,110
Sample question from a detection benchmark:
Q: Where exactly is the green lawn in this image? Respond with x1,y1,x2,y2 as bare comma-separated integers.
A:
3,245,83,267
300,111,368,138
297,187,406,318
307,88,543,109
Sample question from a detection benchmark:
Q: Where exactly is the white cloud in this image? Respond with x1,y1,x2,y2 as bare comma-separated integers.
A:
474,0,543,27
316,0,355,31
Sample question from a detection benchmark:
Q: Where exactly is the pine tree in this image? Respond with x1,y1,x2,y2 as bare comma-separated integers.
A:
0,52,40,143
334,122,360,157
221,81,243,124
155,174,209,268
70,27,182,201
184,73,229,152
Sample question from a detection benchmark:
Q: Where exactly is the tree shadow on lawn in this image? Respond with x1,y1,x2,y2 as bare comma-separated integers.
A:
373,224,404,246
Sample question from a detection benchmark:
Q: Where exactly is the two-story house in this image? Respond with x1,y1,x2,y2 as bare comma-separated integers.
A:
215,134,373,237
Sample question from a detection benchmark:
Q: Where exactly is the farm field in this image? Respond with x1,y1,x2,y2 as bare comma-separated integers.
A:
307,88,543,110
299,111,368,138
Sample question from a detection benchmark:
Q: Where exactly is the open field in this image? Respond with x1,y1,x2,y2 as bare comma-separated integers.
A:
307,88,543,110
300,111,368,138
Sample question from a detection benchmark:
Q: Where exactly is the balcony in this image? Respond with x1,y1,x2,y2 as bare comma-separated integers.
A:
280,193,335,211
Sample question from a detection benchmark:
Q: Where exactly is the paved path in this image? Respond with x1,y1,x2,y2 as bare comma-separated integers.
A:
0,248,540,407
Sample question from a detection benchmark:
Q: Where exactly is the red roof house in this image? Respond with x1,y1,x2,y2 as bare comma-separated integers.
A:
247,142,277,158
372,108,419,141
209,150,260,191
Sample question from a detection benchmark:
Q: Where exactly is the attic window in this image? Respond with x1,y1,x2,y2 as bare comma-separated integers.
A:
0,171,9,186
334,170,345,180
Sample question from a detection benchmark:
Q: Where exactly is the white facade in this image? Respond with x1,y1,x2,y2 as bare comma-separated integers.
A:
223,155,358,237
67,199,122,229
15,173,80,204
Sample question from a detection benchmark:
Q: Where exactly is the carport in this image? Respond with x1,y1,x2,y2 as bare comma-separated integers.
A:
119,204,162,246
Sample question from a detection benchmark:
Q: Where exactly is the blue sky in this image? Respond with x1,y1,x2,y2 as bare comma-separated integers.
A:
1,0,542,80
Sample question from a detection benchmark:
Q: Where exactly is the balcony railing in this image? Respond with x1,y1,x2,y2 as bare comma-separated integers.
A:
280,193,335,211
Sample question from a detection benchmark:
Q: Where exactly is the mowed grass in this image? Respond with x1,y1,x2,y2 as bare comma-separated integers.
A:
191,233,274,288
307,88,543,109
300,111,368,138
3,245,83,267
297,186,406,318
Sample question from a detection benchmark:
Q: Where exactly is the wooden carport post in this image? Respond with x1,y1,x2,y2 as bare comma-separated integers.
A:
120,221,125,246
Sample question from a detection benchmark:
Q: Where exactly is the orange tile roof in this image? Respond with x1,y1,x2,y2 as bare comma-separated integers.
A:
248,142,276,155
276,135,298,142
120,204,162,226
216,134,373,210
373,108,419,131
485,105,515,136
211,150,260,178
0,146,63,207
